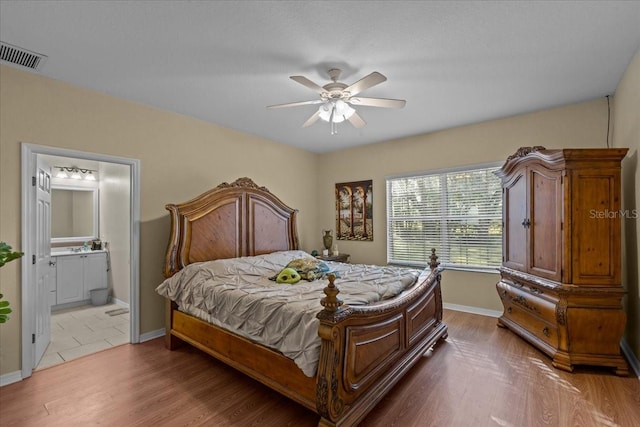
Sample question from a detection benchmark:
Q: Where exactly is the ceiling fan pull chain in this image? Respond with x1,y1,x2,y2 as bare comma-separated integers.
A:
330,104,337,135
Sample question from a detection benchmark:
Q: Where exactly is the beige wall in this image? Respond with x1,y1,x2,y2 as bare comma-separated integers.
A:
318,99,610,313
612,48,640,361
0,65,319,375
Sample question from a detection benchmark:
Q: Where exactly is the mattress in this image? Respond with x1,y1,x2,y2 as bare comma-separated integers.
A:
156,250,422,377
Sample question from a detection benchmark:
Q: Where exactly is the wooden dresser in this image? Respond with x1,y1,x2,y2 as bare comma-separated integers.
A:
496,147,629,375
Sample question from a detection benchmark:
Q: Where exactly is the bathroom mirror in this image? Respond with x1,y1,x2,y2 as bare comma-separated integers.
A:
51,186,99,243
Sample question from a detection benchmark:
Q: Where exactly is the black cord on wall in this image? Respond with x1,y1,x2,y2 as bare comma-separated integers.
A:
606,95,611,148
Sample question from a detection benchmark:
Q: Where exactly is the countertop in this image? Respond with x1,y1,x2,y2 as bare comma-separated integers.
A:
51,248,107,257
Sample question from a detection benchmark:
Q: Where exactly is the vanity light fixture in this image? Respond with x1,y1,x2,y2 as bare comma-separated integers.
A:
54,166,98,181
56,167,69,179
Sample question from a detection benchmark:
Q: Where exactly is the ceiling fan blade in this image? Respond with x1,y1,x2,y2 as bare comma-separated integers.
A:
290,76,326,94
344,72,387,96
302,110,321,127
267,99,323,109
348,97,406,109
348,111,366,128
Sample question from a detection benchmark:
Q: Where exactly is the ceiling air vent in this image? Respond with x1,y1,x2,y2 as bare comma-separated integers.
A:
0,41,47,71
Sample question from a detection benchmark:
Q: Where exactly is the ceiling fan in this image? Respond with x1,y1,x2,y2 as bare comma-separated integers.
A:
267,69,406,134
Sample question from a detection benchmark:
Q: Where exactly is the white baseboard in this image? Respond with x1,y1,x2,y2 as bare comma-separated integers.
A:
51,299,92,312
111,297,130,308
443,303,502,318
0,371,22,387
621,337,640,379
140,328,165,342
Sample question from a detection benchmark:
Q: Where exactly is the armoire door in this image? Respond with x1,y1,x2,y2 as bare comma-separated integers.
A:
528,167,563,282
502,172,527,272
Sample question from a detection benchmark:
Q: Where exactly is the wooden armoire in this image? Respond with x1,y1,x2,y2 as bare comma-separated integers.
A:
496,146,629,375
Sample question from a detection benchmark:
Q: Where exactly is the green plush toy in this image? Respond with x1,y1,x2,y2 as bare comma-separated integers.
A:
276,267,301,284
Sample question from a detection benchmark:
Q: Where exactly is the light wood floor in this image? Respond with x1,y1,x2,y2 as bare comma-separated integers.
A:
1,310,638,426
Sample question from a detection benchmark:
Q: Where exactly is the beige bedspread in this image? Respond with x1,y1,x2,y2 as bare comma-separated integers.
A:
156,250,422,377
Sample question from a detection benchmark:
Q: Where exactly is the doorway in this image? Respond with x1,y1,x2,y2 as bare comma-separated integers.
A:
21,143,140,379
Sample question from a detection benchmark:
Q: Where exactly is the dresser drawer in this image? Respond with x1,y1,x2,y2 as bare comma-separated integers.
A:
502,302,558,348
497,280,557,325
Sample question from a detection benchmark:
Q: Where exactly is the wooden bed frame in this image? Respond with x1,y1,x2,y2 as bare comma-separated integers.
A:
163,177,448,426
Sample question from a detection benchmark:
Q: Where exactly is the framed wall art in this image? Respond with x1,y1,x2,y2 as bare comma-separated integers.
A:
335,179,373,241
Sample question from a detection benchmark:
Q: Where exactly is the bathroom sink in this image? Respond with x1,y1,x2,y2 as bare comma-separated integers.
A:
51,247,104,256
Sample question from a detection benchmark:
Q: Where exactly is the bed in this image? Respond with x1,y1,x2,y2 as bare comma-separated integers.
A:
159,177,448,426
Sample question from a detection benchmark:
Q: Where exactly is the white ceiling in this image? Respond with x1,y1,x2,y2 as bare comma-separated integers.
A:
1,1,639,153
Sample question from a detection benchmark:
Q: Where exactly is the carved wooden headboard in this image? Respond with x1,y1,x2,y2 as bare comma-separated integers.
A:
163,177,299,278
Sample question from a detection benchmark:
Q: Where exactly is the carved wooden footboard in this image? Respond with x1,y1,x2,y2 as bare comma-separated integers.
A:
315,264,447,426
162,178,447,426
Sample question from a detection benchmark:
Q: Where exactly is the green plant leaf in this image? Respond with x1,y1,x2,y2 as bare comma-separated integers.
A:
0,292,12,324
0,241,24,267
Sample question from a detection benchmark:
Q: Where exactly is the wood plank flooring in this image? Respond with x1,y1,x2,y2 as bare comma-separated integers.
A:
1,310,638,426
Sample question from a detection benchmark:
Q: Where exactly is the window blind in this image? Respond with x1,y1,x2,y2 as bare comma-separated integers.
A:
386,165,502,270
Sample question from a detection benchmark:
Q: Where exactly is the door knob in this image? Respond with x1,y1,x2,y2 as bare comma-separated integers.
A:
521,218,531,228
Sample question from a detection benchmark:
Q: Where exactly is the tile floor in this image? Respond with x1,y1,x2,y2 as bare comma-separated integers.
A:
36,302,130,370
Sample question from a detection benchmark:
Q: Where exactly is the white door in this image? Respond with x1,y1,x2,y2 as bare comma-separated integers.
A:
34,156,52,366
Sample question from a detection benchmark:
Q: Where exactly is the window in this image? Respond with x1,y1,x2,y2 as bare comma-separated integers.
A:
386,164,502,271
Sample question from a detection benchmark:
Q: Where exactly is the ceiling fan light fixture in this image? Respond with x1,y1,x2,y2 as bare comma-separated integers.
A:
318,100,355,124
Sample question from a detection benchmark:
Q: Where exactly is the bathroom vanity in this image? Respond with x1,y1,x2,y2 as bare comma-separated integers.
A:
50,249,108,309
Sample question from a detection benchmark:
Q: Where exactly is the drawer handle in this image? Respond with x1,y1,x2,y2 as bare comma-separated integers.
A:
530,287,542,295
542,327,550,337
507,307,512,314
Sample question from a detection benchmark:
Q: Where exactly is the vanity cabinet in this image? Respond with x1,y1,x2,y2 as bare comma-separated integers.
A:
55,252,107,305
496,147,629,375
